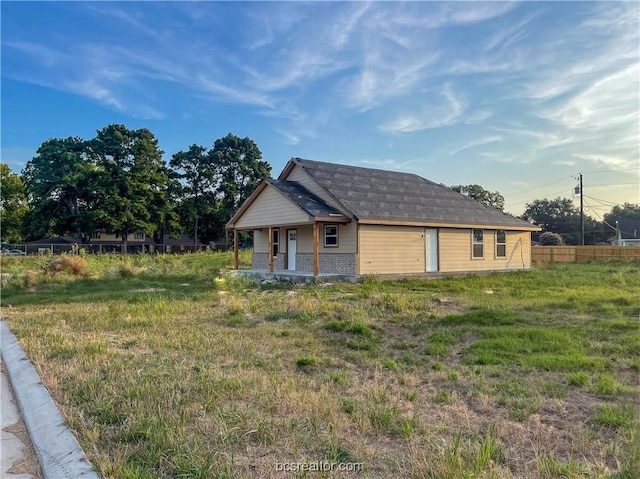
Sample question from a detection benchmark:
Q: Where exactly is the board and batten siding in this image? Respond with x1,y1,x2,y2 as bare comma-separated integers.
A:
234,185,311,229
285,165,344,212
438,229,531,272
359,225,425,274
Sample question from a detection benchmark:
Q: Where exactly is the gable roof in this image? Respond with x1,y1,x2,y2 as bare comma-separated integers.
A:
269,180,344,217
281,158,538,230
226,179,348,228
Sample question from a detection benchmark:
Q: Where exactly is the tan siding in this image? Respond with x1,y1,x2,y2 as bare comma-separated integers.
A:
359,225,425,274
235,185,311,229
296,222,357,254
253,230,268,254
285,165,344,211
439,229,531,272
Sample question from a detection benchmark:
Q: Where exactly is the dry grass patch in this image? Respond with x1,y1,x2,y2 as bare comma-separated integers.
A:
2,256,639,478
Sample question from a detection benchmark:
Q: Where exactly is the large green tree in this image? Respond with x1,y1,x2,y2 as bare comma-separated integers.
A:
87,124,172,250
0,163,28,243
521,197,598,245
22,137,98,240
169,144,219,244
450,184,505,211
209,133,271,234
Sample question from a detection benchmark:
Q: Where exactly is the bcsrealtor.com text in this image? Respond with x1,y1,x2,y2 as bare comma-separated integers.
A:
275,461,364,473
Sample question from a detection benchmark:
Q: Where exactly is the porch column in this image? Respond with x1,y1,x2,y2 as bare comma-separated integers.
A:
233,229,239,270
268,226,274,273
313,222,319,276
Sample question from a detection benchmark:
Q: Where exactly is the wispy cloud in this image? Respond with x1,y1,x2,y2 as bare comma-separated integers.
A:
450,136,503,156
379,83,466,134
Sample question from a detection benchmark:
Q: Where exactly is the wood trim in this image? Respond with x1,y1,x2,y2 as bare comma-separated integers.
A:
313,222,319,276
268,226,274,273
233,229,238,270
358,218,541,231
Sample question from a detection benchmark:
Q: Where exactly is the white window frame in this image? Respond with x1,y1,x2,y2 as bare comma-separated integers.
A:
472,229,484,259
134,232,145,240
272,228,280,257
496,230,507,258
324,225,339,248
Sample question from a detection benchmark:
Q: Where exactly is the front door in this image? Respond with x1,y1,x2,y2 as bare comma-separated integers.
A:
287,230,297,270
425,228,438,272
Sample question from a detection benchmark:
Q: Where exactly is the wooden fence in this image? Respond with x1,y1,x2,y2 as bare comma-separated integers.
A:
531,246,640,264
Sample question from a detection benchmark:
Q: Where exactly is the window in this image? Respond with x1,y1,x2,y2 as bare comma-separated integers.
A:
134,232,145,240
324,225,338,247
272,229,279,256
91,232,101,239
472,229,484,258
496,230,506,258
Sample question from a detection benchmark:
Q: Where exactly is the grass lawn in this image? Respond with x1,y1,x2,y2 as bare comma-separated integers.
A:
1,253,639,478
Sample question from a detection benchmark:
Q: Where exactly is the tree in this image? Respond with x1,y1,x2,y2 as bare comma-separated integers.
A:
22,137,98,240
521,197,594,245
209,133,271,236
0,163,28,243
450,184,505,211
87,124,172,251
538,231,564,246
603,203,640,225
169,144,218,245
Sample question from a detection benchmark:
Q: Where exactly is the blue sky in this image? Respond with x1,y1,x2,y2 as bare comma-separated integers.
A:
2,1,638,217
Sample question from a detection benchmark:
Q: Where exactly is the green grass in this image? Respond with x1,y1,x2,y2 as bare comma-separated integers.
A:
2,255,639,478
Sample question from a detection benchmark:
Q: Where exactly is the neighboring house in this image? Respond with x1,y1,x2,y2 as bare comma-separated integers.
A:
226,158,541,278
25,236,78,255
88,231,156,253
613,218,640,246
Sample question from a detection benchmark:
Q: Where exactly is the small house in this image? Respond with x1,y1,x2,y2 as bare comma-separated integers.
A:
226,158,541,278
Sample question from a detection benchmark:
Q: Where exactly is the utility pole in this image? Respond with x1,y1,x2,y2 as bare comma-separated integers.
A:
579,173,584,245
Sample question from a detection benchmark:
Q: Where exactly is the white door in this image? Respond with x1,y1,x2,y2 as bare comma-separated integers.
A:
425,228,438,272
287,230,297,270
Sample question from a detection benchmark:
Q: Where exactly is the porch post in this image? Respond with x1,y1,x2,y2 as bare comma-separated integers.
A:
313,222,319,276
233,229,239,270
268,226,274,273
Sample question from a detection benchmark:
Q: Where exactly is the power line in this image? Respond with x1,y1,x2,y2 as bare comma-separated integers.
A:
502,176,573,198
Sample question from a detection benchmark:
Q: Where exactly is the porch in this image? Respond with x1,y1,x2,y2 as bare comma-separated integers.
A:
230,269,353,283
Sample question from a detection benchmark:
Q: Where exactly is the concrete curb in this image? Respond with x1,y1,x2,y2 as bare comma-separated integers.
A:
1,320,100,479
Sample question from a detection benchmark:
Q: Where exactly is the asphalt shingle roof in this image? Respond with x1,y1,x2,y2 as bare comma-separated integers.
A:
268,179,344,218
288,158,535,229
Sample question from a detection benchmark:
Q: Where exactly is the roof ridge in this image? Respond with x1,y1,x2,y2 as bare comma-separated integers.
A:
294,157,427,180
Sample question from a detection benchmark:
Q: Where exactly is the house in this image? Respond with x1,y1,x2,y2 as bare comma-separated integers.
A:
613,217,640,246
226,158,541,278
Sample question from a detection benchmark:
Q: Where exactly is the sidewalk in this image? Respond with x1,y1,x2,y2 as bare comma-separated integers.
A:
1,360,42,478
1,320,100,479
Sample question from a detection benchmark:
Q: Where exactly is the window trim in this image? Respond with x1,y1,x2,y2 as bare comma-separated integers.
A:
495,230,507,258
472,229,484,259
272,228,280,257
324,224,339,248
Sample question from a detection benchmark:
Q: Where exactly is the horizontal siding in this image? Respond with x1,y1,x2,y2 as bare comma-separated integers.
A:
439,229,531,272
285,165,344,211
253,229,268,254
235,185,310,229
296,222,357,254
359,225,425,274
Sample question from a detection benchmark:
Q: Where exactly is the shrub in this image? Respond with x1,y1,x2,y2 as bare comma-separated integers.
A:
539,232,564,246
49,255,88,276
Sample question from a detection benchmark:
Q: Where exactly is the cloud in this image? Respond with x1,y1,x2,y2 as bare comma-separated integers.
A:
450,136,503,156
572,153,636,170
379,83,466,134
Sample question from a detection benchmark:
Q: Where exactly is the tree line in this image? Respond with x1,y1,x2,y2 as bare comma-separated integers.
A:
449,185,639,245
0,124,270,245
1,127,637,246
